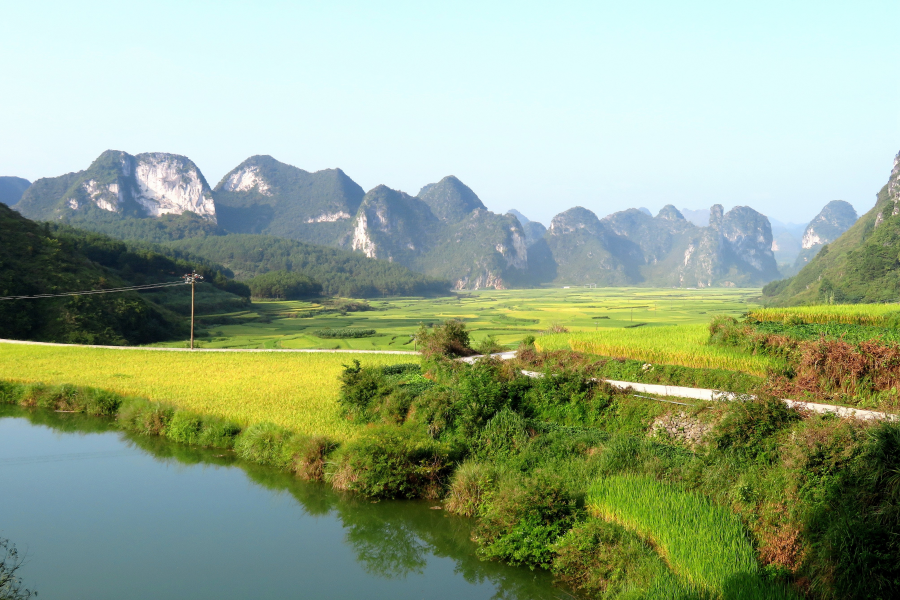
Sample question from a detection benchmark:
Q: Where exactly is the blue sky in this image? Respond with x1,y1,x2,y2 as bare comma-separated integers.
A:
1,0,897,225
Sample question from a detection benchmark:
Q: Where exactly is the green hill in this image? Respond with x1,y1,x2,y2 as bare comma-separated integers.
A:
167,234,450,298
0,176,31,206
213,155,365,245
764,151,900,304
0,204,248,344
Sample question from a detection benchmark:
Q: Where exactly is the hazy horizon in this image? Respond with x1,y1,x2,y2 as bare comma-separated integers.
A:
2,1,897,225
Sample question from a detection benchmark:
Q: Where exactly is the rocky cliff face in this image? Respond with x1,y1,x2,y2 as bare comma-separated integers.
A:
793,200,859,270
874,152,900,228
15,150,216,222
507,209,547,246
347,183,528,289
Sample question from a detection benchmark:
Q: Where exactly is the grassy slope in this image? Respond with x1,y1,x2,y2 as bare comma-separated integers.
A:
0,344,414,441
768,180,900,305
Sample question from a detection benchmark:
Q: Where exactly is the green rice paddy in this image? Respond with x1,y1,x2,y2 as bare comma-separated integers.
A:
153,287,760,350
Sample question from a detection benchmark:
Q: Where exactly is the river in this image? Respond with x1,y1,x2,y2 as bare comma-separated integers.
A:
0,406,566,599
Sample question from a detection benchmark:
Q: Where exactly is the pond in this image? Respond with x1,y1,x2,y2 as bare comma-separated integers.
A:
0,406,566,599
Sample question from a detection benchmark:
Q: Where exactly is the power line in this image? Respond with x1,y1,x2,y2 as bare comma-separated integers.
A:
0,281,187,301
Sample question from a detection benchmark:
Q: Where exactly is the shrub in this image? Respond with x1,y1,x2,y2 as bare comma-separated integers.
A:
234,422,296,469
475,334,506,355
472,408,528,461
292,435,337,481
712,396,800,461
550,518,665,598
329,425,455,499
445,461,500,517
165,410,241,449
415,319,474,359
474,470,583,569
314,328,376,339
118,398,175,436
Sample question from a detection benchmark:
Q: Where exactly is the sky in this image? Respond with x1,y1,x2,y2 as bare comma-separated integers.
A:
1,0,897,226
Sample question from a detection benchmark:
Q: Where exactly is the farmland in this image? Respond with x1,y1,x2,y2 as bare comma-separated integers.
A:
0,343,414,441
150,287,760,351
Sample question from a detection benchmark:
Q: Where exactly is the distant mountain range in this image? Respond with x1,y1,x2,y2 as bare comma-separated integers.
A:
7,149,860,290
0,176,31,206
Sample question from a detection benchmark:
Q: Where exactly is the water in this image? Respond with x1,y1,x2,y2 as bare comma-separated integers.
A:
0,406,565,599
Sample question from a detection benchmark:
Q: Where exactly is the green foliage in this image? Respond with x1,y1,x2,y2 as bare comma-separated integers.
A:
0,205,250,344
475,334,506,355
331,425,456,499
315,327,376,338
247,270,321,299
550,518,669,599
169,234,450,298
712,397,800,461
165,410,241,449
416,319,474,358
474,470,583,569
117,398,175,436
232,422,299,468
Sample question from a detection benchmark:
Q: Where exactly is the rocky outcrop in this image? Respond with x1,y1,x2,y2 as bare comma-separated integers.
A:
507,209,547,246
874,152,900,228
15,150,216,222
793,200,858,270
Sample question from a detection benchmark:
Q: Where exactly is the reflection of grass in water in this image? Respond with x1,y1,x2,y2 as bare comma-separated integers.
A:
3,405,559,597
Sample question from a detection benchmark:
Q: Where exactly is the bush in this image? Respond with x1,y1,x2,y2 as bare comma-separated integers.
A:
292,435,337,481
712,396,800,461
475,334,506,355
234,422,297,468
445,461,500,517
550,518,664,598
329,425,456,499
314,328,376,339
474,470,583,569
165,410,241,449
416,320,474,359
118,398,175,436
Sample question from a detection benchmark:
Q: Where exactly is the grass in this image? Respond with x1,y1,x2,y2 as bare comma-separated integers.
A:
0,343,415,441
749,303,900,326
589,475,797,599
538,323,780,376
149,287,761,351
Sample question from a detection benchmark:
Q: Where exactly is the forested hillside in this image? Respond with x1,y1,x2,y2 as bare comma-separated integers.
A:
764,151,900,305
0,204,248,344
168,234,450,297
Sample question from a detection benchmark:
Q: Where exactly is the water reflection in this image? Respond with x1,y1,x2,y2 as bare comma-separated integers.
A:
0,406,568,600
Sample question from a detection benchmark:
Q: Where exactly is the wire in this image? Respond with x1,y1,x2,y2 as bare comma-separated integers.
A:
0,280,187,301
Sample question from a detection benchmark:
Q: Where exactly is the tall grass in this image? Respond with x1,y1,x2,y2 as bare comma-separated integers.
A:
750,304,900,326
538,324,779,376
589,475,797,599
0,343,416,441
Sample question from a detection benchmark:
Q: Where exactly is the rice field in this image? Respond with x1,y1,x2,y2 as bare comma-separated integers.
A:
589,475,796,599
749,304,900,326
537,324,779,376
0,343,415,441
154,287,760,351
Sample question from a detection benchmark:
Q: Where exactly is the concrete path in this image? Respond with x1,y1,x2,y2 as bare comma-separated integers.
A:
0,339,419,355
469,351,897,422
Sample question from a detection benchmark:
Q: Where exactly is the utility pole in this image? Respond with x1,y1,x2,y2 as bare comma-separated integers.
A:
183,271,204,349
